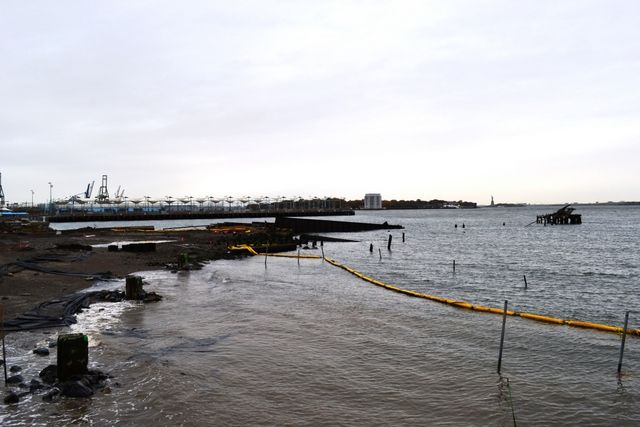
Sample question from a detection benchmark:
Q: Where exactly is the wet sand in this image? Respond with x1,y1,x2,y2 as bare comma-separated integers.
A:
0,228,233,321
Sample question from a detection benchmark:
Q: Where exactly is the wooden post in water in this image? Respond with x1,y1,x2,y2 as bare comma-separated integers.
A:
497,300,508,374
618,311,630,374
378,248,382,260
453,260,456,273
264,243,269,269
387,234,392,250
297,248,300,266
402,232,405,242
523,275,528,289
321,245,325,260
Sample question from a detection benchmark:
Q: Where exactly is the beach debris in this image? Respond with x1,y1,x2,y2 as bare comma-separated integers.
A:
121,242,156,252
3,289,161,333
54,243,93,251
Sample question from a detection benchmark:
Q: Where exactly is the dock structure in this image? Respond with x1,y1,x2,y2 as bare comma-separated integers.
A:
275,216,402,233
536,204,582,225
47,209,354,223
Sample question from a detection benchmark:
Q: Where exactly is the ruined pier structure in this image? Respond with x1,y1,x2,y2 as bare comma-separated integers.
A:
536,204,582,225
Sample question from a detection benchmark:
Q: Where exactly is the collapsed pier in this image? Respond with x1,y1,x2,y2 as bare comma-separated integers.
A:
536,204,582,225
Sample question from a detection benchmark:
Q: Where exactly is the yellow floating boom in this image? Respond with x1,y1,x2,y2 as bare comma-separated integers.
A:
324,258,639,337
234,245,639,337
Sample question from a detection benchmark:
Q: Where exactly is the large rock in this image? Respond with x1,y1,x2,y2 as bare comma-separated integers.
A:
4,392,19,404
84,369,110,388
60,380,94,398
29,379,45,392
9,365,22,373
33,347,50,356
6,375,24,385
39,364,58,384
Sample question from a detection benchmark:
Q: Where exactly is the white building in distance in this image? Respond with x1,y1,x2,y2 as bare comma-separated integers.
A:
363,193,382,210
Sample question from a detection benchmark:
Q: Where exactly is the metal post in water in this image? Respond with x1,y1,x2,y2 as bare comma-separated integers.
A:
297,248,300,266
523,275,528,289
321,245,325,261
497,300,508,374
618,311,630,374
264,243,269,268
2,335,6,386
1,305,6,385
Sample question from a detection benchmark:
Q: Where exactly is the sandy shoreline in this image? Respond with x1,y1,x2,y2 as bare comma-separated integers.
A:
0,227,242,322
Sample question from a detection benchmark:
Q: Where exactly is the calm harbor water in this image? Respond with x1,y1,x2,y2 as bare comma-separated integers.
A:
2,205,639,425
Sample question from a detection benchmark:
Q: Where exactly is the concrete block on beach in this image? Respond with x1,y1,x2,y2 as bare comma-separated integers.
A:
57,333,88,382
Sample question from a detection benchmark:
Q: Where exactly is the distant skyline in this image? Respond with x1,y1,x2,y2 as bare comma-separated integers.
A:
2,1,638,205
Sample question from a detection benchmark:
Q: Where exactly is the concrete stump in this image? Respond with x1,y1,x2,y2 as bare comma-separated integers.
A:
57,333,88,381
125,275,144,300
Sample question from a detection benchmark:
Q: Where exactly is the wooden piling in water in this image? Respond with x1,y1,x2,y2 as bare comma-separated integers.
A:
497,300,508,374
523,275,528,289
387,234,392,250
125,275,144,300
618,311,630,374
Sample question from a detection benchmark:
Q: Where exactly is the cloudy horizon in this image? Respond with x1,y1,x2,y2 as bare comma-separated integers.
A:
2,1,638,205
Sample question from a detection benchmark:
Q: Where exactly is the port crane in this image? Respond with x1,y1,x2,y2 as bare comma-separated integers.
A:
67,180,95,205
0,172,5,207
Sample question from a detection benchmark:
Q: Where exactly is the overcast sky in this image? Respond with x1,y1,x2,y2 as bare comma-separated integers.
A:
1,0,638,205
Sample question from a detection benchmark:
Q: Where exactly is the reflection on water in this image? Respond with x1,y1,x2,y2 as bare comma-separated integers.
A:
2,206,640,426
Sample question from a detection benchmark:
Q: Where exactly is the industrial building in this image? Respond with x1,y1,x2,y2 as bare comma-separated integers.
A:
363,193,382,210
